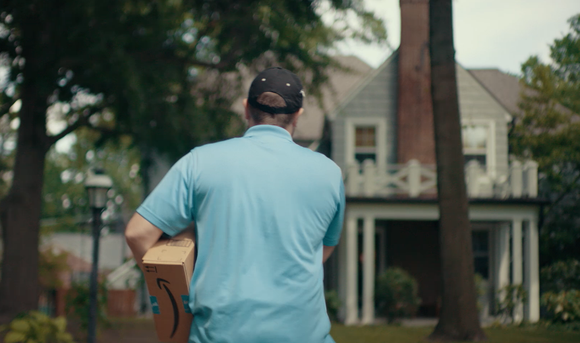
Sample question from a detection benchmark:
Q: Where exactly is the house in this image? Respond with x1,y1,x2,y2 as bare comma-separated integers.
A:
129,0,544,324
291,0,543,325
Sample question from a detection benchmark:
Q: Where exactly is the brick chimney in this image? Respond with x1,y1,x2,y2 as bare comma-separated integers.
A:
397,0,436,164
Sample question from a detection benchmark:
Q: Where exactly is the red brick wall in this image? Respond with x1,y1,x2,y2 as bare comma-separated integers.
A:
55,288,69,317
54,288,137,318
397,0,436,164
107,290,137,317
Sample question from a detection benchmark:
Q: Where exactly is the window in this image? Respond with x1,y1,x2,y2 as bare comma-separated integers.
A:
462,125,488,167
472,230,489,279
345,118,386,168
354,126,376,164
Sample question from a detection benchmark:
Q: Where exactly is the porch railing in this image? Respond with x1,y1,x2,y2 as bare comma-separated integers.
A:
344,159,538,199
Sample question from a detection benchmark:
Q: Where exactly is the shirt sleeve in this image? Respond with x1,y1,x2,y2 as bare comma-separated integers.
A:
323,179,345,246
136,151,196,237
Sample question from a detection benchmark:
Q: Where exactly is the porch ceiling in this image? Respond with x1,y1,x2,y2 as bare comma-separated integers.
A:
345,199,545,222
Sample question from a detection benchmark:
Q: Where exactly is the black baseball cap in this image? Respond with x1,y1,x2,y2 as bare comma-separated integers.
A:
247,67,304,114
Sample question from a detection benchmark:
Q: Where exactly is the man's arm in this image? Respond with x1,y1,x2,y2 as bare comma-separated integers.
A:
323,245,335,263
125,213,164,271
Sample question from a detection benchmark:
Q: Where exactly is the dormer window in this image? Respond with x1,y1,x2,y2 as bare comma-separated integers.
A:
462,124,489,167
344,118,387,169
355,126,377,164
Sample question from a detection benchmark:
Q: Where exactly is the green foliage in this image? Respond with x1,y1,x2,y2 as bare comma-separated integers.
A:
0,0,387,163
38,248,70,290
541,259,580,293
512,14,580,266
374,268,421,323
542,290,580,323
325,290,341,322
474,273,488,313
65,281,108,332
0,311,74,343
537,320,580,332
474,273,488,298
495,284,528,324
41,129,143,233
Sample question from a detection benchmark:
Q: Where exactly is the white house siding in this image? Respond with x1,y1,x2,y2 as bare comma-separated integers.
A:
43,233,131,272
456,65,511,177
332,117,346,172
332,52,399,171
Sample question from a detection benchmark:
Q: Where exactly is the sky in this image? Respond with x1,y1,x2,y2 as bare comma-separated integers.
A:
338,0,580,74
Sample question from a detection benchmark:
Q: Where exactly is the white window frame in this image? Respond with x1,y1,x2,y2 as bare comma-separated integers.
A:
461,119,496,178
345,118,387,168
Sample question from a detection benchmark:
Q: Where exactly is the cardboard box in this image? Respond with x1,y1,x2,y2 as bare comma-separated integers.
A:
143,230,195,343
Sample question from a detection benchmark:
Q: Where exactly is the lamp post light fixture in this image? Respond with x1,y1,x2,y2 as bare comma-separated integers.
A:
84,168,113,343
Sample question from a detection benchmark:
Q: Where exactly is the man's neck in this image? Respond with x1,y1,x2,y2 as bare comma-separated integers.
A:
247,122,294,136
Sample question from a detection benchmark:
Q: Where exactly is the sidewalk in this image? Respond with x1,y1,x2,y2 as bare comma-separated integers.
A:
72,318,160,343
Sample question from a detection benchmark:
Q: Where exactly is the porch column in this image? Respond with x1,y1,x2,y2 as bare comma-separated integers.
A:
345,216,359,325
512,218,524,323
495,223,510,298
525,218,540,322
361,216,375,324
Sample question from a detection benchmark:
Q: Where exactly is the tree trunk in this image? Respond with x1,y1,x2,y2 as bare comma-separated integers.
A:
428,0,487,341
0,80,49,321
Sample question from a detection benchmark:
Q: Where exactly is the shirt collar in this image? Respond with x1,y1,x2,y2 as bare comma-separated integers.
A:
243,124,293,142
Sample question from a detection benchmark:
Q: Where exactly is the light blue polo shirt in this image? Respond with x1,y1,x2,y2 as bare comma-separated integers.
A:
137,125,345,343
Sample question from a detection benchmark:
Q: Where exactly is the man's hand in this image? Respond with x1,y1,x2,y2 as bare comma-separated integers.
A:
323,245,335,263
125,213,164,271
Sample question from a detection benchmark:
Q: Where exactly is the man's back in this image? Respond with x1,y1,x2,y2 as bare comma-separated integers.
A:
137,125,344,343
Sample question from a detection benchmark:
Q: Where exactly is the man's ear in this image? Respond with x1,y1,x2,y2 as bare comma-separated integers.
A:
292,108,304,127
243,99,251,122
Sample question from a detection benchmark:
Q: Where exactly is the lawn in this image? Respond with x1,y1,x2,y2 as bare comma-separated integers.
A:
330,324,580,343
92,318,580,343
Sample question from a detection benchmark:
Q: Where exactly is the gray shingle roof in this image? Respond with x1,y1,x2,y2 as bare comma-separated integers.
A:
294,56,372,143
467,69,523,115
469,68,575,119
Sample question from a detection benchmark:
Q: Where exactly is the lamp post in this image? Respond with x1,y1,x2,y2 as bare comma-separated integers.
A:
84,169,113,343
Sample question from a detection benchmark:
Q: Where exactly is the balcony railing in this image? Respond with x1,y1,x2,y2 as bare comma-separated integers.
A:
345,159,538,199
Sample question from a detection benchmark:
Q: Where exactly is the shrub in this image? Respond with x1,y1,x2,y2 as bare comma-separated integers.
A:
474,273,489,314
325,290,341,321
65,280,108,331
542,290,580,323
0,311,74,343
375,267,421,323
495,284,527,324
39,248,70,290
541,259,580,293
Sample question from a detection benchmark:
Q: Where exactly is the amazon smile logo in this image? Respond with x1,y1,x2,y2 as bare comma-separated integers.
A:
156,278,180,338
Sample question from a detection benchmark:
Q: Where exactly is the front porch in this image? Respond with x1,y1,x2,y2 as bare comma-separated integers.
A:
325,200,543,325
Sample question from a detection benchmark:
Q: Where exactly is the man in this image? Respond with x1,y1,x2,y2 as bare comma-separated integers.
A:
125,67,345,343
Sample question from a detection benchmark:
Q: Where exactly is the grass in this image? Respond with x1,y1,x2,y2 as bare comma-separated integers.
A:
97,318,580,343
330,324,580,343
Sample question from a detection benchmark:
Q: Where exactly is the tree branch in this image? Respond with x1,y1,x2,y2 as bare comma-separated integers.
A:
0,97,18,115
45,104,108,148
49,117,88,145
